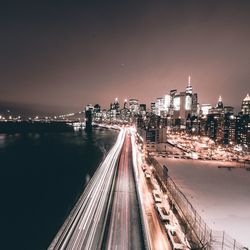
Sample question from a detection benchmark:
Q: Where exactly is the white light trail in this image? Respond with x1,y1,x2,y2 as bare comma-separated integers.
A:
48,128,126,250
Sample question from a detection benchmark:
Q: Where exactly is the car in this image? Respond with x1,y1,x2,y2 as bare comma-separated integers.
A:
165,225,184,250
152,190,162,203
155,204,170,222
145,171,151,179
141,164,146,172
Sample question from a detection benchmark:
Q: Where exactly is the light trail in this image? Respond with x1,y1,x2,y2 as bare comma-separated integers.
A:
104,130,144,250
48,128,126,250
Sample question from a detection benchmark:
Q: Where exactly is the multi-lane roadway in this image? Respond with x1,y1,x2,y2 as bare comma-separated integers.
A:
48,128,126,250
49,127,171,250
104,132,144,250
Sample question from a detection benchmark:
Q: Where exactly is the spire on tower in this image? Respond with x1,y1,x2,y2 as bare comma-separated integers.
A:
186,75,193,94
217,95,223,109
244,93,250,101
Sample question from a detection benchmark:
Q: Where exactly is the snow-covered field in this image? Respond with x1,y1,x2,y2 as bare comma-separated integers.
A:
156,157,250,248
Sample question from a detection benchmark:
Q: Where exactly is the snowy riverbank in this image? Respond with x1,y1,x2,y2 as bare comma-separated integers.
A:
156,157,250,248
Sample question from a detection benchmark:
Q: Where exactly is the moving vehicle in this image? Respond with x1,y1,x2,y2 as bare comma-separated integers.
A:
145,171,151,179
141,164,146,172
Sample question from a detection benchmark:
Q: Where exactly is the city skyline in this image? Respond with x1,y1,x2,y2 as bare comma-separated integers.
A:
0,76,248,116
0,1,250,112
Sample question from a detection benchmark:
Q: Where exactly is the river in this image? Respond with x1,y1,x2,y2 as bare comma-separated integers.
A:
0,128,118,250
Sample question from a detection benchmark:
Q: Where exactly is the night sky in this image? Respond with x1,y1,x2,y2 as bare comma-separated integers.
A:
1,1,250,113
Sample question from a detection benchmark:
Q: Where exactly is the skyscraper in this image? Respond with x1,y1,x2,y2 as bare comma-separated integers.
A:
191,93,198,116
129,99,139,115
124,99,128,109
179,91,186,120
185,75,193,95
169,89,177,116
241,93,250,115
155,97,165,116
185,76,193,112
164,94,171,112
216,95,224,109
139,104,146,116
151,102,156,115
85,104,94,130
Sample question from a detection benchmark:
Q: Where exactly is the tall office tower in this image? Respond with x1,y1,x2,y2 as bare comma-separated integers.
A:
114,97,120,112
139,104,146,116
93,104,101,122
216,95,224,109
164,94,171,112
209,96,224,115
94,104,101,113
155,97,165,116
124,99,128,109
185,75,193,95
241,93,250,115
200,104,212,116
223,113,236,145
216,108,234,145
191,93,198,116
85,104,94,130
185,76,192,113
151,102,156,115
179,91,186,120
129,99,139,115
169,89,177,115
173,93,180,119
235,113,250,147
224,106,234,114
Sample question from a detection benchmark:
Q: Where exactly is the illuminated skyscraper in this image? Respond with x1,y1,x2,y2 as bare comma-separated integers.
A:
173,94,180,111
151,102,156,115
179,91,186,119
185,75,193,95
241,93,250,115
169,89,177,115
85,104,94,130
216,95,224,109
185,76,192,112
191,93,198,116
155,97,165,116
164,94,171,111
124,99,128,109
129,99,139,115
200,104,212,116
139,104,146,116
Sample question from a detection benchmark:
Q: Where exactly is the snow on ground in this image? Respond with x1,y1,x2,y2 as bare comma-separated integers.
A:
156,157,250,248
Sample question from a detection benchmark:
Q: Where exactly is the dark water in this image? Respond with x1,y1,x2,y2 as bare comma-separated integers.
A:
0,128,118,250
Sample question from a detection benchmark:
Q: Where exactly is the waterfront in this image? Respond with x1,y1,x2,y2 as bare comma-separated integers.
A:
156,157,250,248
0,128,118,250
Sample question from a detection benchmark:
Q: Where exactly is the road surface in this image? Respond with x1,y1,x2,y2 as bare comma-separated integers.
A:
48,129,126,250
104,132,144,250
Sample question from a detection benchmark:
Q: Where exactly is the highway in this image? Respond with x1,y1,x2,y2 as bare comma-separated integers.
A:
48,128,126,250
104,132,144,250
